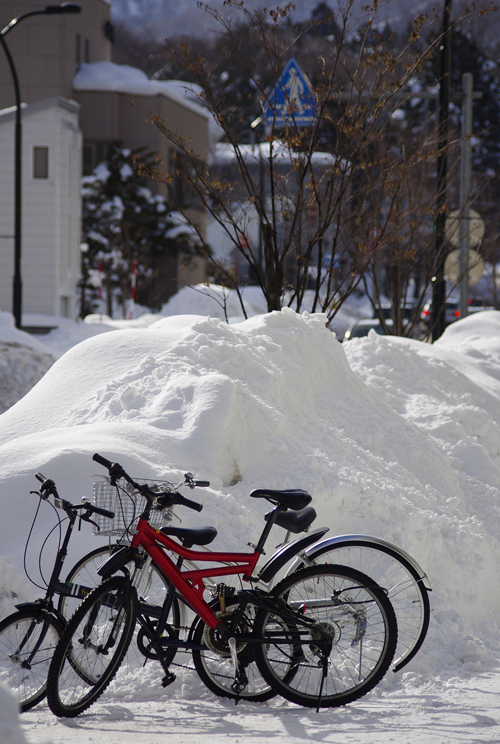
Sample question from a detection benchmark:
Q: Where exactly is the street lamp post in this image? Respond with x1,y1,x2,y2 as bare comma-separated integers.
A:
0,3,81,329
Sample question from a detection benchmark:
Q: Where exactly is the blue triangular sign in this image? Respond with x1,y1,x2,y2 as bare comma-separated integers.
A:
263,58,316,126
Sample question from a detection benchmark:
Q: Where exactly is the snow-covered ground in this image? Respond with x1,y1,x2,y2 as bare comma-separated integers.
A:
1,287,500,743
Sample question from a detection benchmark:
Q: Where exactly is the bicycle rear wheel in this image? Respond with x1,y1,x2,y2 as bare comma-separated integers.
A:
47,576,137,717
298,540,430,671
0,608,63,712
191,597,276,702
254,565,397,708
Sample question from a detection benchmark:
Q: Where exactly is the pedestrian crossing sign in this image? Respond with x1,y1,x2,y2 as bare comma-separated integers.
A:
263,58,316,126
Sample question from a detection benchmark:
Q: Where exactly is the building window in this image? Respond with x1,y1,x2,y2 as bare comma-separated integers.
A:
60,296,70,318
169,149,203,209
82,142,111,175
104,20,115,43
33,147,49,179
82,144,93,175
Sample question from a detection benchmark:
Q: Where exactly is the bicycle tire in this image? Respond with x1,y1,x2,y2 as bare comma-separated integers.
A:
0,608,63,713
191,597,276,702
57,544,120,619
254,564,397,708
60,544,181,615
60,544,182,673
298,540,430,671
47,575,137,717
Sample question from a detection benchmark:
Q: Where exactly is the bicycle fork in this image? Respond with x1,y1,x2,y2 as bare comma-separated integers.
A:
9,612,52,670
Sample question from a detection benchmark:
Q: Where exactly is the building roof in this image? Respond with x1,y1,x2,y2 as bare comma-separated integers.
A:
0,96,80,123
73,62,211,121
214,141,348,170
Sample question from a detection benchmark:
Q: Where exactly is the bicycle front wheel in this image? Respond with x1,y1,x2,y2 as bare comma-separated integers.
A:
47,576,137,717
298,540,430,672
58,544,173,618
254,565,397,708
0,608,63,712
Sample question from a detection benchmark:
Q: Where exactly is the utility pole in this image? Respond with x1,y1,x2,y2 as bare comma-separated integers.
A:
459,72,473,319
432,0,452,341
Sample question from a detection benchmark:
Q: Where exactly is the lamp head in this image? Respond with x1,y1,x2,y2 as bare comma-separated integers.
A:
44,3,82,14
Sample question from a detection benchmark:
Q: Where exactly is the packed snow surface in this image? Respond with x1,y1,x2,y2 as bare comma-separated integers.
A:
2,305,500,742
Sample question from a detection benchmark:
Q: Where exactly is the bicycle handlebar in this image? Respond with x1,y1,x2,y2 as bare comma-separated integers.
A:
92,452,208,512
35,473,59,500
88,504,115,519
171,493,203,512
91,453,113,469
33,472,114,520
92,453,129,485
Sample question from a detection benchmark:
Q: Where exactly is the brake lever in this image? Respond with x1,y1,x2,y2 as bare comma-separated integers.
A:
78,511,100,531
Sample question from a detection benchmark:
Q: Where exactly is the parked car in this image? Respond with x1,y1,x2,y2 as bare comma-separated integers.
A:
343,318,393,341
375,300,419,321
421,298,493,328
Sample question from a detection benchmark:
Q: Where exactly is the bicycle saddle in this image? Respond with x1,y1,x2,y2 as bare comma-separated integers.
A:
159,525,217,547
265,506,317,533
250,488,312,510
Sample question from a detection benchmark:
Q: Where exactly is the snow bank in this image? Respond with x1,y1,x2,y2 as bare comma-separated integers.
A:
0,681,28,744
1,308,500,692
161,284,268,321
0,314,55,414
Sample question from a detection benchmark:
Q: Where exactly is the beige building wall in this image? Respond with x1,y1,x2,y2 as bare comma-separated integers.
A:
0,0,112,109
74,88,209,178
74,85,209,299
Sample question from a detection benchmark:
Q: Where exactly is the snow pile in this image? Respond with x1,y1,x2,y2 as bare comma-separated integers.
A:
0,314,55,415
0,681,28,744
1,307,500,709
161,283,268,321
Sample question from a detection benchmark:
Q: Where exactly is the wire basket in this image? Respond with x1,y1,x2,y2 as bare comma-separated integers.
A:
92,477,174,536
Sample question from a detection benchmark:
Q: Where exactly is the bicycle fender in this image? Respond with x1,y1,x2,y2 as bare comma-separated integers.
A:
97,545,135,579
257,527,329,584
288,533,432,590
14,602,40,611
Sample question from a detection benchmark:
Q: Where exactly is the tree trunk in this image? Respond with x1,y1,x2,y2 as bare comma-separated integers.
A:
263,223,282,312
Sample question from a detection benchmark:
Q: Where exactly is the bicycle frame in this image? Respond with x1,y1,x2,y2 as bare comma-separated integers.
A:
130,518,262,630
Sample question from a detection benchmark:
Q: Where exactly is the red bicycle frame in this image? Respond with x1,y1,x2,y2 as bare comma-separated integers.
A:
130,517,261,629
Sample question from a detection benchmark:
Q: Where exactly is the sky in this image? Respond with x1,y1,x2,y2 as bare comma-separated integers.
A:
1,289,500,742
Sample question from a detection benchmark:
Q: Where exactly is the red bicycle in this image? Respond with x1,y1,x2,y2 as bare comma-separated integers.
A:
46,453,398,716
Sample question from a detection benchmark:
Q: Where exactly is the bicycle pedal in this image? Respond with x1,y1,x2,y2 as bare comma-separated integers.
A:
161,672,176,688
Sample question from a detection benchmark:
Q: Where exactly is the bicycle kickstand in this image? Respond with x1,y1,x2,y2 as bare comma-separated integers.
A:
228,636,248,702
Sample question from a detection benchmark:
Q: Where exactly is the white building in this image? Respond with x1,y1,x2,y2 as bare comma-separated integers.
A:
0,1,211,321
0,97,82,319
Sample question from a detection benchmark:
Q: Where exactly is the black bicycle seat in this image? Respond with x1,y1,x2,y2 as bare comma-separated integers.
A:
159,525,217,547
250,488,312,510
265,506,317,533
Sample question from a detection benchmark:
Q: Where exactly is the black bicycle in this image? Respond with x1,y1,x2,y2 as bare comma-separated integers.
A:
0,473,114,712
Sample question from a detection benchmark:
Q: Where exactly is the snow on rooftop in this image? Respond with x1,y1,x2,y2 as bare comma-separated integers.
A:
73,62,212,121
214,141,347,169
